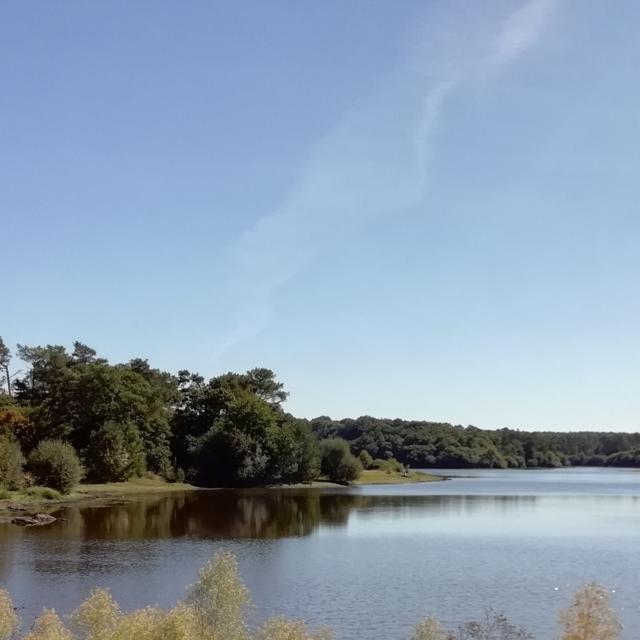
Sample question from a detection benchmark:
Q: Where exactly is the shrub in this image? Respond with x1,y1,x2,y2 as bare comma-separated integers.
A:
456,609,533,639
27,440,82,494
370,457,404,473
411,617,448,640
163,467,186,484
23,609,71,640
84,421,146,483
319,438,362,484
558,582,621,640
412,609,532,640
185,552,250,640
0,438,25,490
24,486,62,500
0,589,18,640
70,588,120,639
358,449,374,470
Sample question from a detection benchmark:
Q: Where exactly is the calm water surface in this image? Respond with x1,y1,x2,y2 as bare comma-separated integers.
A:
1,468,639,639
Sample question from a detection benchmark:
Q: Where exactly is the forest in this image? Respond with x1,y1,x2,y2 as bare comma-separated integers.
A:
1,337,639,493
311,416,640,469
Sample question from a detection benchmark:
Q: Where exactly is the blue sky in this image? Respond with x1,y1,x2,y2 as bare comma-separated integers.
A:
2,1,639,430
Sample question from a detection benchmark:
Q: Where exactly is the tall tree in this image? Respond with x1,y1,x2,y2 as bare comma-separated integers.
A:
0,337,12,397
246,368,288,407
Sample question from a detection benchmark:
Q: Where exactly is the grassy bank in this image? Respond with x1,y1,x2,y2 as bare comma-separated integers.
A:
354,469,443,485
0,470,443,516
75,477,195,496
0,477,196,515
266,469,444,488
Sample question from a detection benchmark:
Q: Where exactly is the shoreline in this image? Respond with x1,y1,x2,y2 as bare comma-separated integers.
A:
266,469,445,488
0,478,198,517
0,470,445,518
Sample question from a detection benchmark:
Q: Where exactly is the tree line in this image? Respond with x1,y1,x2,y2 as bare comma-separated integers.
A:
311,415,640,469
0,338,361,492
0,337,638,493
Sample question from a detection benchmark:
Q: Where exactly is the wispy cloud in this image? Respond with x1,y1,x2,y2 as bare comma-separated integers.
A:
492,0,557,65
216,0,557,356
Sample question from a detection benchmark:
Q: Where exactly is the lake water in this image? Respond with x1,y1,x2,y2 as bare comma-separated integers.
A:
1,468,639,639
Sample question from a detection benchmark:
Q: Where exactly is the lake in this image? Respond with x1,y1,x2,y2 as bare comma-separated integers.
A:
1,467,639,639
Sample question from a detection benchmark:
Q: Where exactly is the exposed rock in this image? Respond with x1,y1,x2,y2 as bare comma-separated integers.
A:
6,503,28,512
33,513,56,524
11,513,57,527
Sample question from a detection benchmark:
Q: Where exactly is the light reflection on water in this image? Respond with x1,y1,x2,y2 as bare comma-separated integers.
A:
0,468,638,639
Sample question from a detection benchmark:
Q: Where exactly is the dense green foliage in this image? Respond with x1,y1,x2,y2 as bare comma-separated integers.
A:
0,336,638,492
0,553,623,640
0,339,322,489
0,438,25,490
27,439,83,494
319,438,362,483
85,421,146,482
358,449,374,469
311,416,640,469
174,372,318,487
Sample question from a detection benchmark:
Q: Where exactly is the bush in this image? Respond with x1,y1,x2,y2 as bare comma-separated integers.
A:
558,582,621,640
0,588,18,640
84,421,146,483
319,438,362,484
412,609,532,640
0,438,25,490
358,449,374,470
27,440,82,494
370,457,404,473
24,486,62,500
164,467,186,484
411,617,448,640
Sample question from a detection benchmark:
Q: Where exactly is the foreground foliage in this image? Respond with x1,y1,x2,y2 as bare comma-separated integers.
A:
558,582,622,640
0,553,622,640
0,553,331,640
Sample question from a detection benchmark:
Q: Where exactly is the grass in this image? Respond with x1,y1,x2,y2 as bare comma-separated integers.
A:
75,476,195,495
23,486,62,500
354,469,443,485
0,486,65,506
0,476,197,514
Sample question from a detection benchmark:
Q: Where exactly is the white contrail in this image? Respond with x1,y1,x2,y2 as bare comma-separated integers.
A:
215,0,557,356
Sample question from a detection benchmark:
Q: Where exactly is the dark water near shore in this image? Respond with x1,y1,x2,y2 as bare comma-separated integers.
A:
1,468,639,638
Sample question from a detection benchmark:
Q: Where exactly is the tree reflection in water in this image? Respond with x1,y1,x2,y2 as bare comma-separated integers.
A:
0,491,538,545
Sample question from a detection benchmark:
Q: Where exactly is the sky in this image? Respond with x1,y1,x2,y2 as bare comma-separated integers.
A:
2,1,639,431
